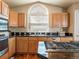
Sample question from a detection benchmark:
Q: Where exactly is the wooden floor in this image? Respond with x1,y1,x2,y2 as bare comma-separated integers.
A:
10,53,79,59
11,54,40,59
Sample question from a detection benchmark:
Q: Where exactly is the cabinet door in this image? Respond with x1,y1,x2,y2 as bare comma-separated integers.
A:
61,13,68,27
8,37,15,57
2,1,9,17
16,37,28,53
28,37,38,53
52,13,68,27
52,14,61,27
9,10,18,27
0,52,8,59
18,13,25,27
0,1,2,14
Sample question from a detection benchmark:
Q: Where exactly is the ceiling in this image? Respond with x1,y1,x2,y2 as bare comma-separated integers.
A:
4,0,79,9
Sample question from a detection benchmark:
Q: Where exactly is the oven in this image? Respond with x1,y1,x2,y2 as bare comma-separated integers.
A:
0,18,9,56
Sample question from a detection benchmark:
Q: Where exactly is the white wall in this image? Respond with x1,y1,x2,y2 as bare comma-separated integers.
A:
10,2,64,32
67,3,79,41
12,2,63,13
67,3,79,33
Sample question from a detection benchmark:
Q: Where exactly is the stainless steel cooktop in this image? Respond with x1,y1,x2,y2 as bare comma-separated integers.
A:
45,42,79,52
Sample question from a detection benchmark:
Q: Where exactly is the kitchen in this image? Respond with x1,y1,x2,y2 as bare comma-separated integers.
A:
0,0,79,59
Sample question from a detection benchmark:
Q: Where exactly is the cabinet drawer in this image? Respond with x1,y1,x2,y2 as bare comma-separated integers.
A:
60,37,73,42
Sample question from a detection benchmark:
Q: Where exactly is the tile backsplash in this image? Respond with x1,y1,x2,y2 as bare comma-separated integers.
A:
49,28,61,32
9,28,27,32
9,27,65,33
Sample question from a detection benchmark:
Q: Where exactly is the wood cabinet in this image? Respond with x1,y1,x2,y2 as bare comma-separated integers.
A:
60,37,73,42
61,13,68,27
9,10,18,27
52,13,61,27
52,13,68,27
0,0,2,14
18,13,25,27
9,11,26,27
0,52,8,59
28,37,38,53
16,37,28,53
0,0,9,17
16,37,38,54
2,1,9,17
8,37,15,57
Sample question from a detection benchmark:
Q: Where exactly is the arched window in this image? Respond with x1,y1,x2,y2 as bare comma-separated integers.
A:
27,3,49,32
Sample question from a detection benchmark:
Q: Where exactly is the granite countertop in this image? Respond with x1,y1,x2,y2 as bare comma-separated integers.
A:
10,32,73,37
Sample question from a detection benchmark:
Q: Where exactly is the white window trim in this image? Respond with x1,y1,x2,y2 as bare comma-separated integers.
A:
27,3,49,32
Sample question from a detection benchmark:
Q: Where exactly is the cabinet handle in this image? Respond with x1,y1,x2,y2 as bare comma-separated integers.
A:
53,39,55,40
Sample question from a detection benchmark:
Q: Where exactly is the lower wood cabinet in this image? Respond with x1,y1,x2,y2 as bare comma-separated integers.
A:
0,52,8,59
16,37,38,54
8,37,15,57
16,37,28,53
28,37,38,53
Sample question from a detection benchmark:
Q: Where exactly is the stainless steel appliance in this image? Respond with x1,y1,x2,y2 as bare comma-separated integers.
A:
45,42,79,52
0,18,9,56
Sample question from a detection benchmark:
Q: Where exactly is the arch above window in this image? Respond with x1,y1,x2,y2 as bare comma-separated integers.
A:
27,3,49,32
29,3,48,16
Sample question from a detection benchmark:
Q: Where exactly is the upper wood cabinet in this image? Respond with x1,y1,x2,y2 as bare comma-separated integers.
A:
0,0,9,17
2,1,9,17
9,10,18,27
52,13,61,27
8,37,15,57
61,13,68,27
0,0,1,13
9,11,26,27
52,13,68,27
18,13,25,27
